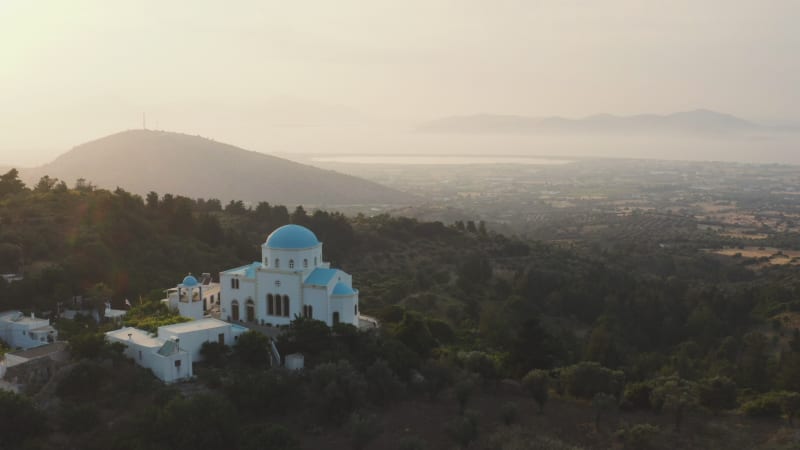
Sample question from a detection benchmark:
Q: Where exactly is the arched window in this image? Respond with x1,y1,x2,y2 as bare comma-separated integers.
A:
283,295,290,317
246,299,255,322
289,259,295,269
267,294,274,315
303,259,308,268
274,258,280,268
231,300,240,321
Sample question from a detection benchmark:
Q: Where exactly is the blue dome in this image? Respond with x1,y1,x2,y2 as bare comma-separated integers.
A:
266,225,320,249
182,275,199,287
332,282,356,296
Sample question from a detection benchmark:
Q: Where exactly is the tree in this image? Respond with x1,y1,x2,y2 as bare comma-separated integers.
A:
500,402,519,425
308,360,367,423
34,175,59,193
522,369,550,413
0,168,25,196
200,341,229,367
649,377,697,432
233,330,272,367
146,191,159,209
0,390,45,447
158,394,238,450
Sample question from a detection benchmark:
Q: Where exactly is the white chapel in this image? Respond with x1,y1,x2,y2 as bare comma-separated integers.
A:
219,224,360,327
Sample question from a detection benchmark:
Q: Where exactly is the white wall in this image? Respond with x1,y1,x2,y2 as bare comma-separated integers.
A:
157,324,232,362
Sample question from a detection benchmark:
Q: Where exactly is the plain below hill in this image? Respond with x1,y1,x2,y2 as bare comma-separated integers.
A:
21,130,416,207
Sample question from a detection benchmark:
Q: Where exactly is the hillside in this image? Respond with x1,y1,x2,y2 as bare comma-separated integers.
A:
419,109,774,135
21,130,415,206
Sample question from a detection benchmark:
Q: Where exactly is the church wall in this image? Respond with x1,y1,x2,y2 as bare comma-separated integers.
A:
303,287,330,323
256,270,304,326
262,246,322,272
157,325,232,362
331,294,359,326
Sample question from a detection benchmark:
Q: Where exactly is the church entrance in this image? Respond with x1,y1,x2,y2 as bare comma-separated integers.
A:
231,300,239,321
246,299,255,322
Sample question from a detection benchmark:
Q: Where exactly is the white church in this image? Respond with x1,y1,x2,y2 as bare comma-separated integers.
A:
219,224,360,327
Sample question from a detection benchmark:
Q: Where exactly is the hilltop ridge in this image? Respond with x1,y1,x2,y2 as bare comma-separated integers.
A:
21,130,415,206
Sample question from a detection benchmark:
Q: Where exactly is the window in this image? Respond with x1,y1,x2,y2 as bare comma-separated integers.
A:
283,295,290,317
289,259,295,269
267,294,274,315
275,295,282,316
275,280,281,287
355,304,358,315
303,304,313,318
333,311,340,325
274,258,280,268
314,257,318,266
303,259,308,268
230,278,240,289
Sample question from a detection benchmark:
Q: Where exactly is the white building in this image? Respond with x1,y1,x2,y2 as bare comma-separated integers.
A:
219,225,360,327
0,311,57,350
105,318,245,383
162,273,220,320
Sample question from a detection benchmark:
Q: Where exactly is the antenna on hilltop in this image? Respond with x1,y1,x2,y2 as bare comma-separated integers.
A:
142,112,147,130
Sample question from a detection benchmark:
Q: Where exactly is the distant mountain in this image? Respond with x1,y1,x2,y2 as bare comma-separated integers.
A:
21,130,415,206
418,109,781,135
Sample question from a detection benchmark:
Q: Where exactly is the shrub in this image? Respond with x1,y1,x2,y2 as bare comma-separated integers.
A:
695,376,737,413
446,411,479,450
559,362,623,399
349,411,383,450
239,424,299,450
741,391,789,418
622,382,653,411
592,392,618,429
522,369,550,413
455,377,477,414
500,402,519,425
199,341,229,367
398,436,428,450
614,423,660,449
365,359,404,406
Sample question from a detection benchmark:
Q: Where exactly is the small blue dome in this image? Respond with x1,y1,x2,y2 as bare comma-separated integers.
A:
266,225,320,249
332,282,356,296
182,274,199,287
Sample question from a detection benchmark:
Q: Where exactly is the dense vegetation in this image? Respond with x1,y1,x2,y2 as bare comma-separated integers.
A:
3,168,800,449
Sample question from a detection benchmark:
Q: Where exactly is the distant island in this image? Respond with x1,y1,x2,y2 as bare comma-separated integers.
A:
20,130,416,207
418,109,796,136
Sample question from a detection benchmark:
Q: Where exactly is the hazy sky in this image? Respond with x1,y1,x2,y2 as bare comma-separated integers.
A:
1,0,799,165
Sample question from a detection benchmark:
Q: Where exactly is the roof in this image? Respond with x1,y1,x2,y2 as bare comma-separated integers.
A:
266,225,320,249
156,339,180,356
221,262,261,279
106,327,163,348
304,268,339,286
332,282,357,296
7,342,67,360
158,318,231,334
182,274,199,287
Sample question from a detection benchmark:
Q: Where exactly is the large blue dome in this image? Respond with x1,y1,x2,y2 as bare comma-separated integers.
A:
266,225,320,249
